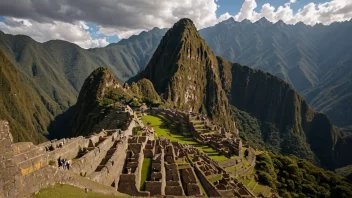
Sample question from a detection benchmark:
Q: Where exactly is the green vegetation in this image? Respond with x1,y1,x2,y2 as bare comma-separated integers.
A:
255,152,352,198
231,105,319,166
132,126,142,136
33,184,129,198
140,158,152,191
0,50,51,143
207,174,222,184
142,114,228,162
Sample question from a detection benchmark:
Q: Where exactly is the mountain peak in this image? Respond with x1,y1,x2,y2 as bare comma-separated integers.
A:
174,18,195,27
169,18,198,36
129,18,234,130
255,17,272,26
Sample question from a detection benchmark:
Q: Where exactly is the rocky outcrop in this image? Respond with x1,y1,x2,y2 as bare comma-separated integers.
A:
69,67,123,136
129,78,161,104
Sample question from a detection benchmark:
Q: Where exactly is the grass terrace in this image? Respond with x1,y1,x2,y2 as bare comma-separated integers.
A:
207,174,222,184
140,158,152,191
142,114,229,162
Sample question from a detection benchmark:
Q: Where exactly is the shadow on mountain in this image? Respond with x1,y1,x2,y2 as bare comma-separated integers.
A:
47,105,75,140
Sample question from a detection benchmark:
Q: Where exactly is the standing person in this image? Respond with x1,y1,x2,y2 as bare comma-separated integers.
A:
66,160,71,170
57,156,61,168
62,159,66,169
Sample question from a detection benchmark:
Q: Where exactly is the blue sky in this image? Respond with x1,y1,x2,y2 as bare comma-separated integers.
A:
86,23,120,43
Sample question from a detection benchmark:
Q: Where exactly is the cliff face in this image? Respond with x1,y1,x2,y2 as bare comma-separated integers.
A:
219,61,343,168
130,19,234,130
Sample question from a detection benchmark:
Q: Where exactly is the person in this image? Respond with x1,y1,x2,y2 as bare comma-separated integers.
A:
62,159,66,169
66,160,71,170
57,157,61,168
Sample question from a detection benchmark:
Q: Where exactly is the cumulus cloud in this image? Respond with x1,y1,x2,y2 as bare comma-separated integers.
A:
0,0,222,39
0,0,352,48
0,17,108,48
233,0,352,25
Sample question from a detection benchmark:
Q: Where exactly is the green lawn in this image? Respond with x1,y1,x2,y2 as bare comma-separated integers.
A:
140,158,152,191
142,114,229,162
33,184,129,198
207,174,222,184
253,183,267,194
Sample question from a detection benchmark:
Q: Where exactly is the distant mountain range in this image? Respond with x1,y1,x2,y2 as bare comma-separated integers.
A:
200,18,352,131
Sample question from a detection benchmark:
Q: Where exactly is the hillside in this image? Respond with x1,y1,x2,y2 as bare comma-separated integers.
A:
0,49,50,143
199,18,352,130
256,152,352,198
218,60,347,168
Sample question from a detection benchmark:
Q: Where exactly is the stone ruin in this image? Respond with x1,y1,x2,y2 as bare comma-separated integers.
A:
1,105,257,198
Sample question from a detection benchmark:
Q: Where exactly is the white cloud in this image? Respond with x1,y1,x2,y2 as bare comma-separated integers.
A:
0,0,222,40
0,18,108,48
233,0,352,25
234,0,259,21
0,0,352,46
96,0,222,39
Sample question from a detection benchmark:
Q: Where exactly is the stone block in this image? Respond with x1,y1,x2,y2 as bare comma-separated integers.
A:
14,153,28,163
19,160,32,169
21,166,33,176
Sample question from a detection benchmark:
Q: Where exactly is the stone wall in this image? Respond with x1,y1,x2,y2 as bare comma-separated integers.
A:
117,136,149,196
45,137,87,163
89,138,128,187
70,132,118,176
194,164,221,197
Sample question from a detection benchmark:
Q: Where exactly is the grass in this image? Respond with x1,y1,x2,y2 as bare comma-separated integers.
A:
142,114,229,162
33,184,129,198
207,174,222,184
253,183,267,194
140,158,152,191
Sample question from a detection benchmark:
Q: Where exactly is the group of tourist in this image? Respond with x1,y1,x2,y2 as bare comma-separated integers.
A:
57,157,71,170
